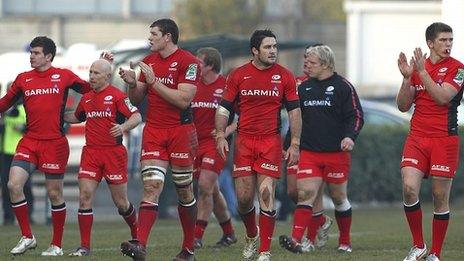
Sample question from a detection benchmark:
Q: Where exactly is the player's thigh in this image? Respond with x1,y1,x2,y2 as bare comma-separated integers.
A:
198,169,218,194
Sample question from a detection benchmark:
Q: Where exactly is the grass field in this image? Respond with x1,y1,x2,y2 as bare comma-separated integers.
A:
1,204,463,261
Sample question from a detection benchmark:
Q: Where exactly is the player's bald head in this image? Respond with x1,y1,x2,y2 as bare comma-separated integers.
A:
89,59,112,90
91,59,112,75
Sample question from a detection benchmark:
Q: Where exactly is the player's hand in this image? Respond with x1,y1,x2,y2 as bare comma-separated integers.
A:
110,123,124,137
413,47,427,73
139,62,156,86
397,52,414,79
216,137,229,160
285,144,299,167
119,67,136,86
100,51,114,63
340,137,354,151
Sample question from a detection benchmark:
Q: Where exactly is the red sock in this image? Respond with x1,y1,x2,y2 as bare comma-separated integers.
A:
291,205,312,243
259,209,276,253
335,208,352,246
194,220,208,240
430,212,450,257
137,201,158,247
220,218,234,236
78,209,93,249
308,211,324,242
12,200,33,238
239,207,258,238
404,202,424,248
178,200,197,251
119,203,138,239
51,203,66,247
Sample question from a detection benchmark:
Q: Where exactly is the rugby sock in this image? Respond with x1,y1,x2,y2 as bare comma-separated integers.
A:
239,207,258,238
220,218,234,236
178,199,197,251
194,219,208,240
292,205,312,242
51,203,66,247
12,200,33,238
119,203,138,239
335,208,352,246
430,212,450,258
404,201,424,248
137,201,158,247
259,209,276,252
78,209,93,249
308,210,324,242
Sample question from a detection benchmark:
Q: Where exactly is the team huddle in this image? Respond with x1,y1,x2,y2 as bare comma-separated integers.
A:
0,18,462,261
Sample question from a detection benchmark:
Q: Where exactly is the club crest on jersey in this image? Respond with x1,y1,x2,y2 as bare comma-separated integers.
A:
325,86,334,95
453,68,464,86
185,64,198,81
169,61,178,71
51,74,61,82
213,88,223,97
271,74,282,83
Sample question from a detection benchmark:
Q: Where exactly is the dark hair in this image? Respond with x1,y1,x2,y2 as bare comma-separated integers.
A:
30,36,56,61
196,47,222,73
150,18,179,44
426,22,452,42
249,29,276,54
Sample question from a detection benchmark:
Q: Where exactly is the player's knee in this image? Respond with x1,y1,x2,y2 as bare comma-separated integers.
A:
297,189,313,203
432,190,449,205
199,182,214,198
47,189,63,202
172,168,193,188
7,180,22,194
141,165,166,183
78,192,93,206
237,196,253,211
259,187,274,210
403,183,419,200
330,191,347,204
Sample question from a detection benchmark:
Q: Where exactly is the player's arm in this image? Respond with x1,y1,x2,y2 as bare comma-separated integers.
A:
285,105,302,167
413,48,458,105
150,82,196,110
65,98,86,124
110,112,142,138
119,66,148,106
63,112,81,123
215,100,235,160
396,52,416,112
341,83,364,151
0,79,22,114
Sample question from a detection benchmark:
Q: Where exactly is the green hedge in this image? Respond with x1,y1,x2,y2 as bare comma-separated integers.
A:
349,125,464,202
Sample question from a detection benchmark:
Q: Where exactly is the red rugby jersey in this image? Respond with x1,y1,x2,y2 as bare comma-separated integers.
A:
410,57,464,137
139,48,200,128
75,85,138,146
0,67,91,140
221,61,298,136
192,75,226,142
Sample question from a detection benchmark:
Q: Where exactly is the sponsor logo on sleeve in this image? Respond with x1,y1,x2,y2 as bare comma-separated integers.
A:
453,68,464,86
185,64,198,81
124,98,138,112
